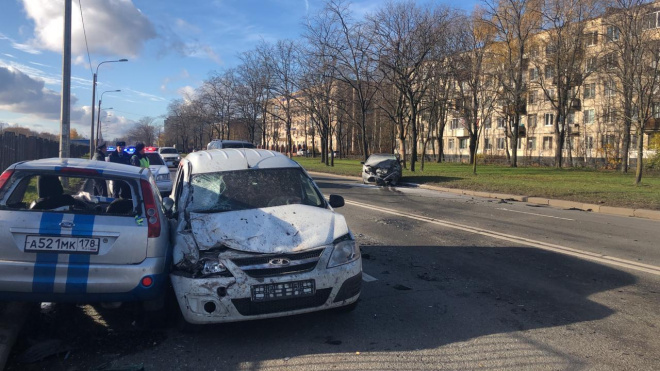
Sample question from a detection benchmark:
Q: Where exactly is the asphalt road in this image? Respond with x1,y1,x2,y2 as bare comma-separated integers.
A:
5,174,660,370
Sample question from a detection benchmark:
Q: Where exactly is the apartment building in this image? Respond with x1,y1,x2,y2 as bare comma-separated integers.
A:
443,5,660,166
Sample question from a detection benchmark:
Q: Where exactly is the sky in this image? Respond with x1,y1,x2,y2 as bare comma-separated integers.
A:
0,0,477,141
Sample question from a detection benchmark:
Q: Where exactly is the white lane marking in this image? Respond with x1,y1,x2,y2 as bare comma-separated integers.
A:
362,273,378,282
345,199,660,277
496,207,575,221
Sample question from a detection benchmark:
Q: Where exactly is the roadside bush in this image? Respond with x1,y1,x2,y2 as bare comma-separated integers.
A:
646,135,660,170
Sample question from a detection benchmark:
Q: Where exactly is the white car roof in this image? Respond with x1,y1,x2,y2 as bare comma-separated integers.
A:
9,158,146,178
185,149,300,174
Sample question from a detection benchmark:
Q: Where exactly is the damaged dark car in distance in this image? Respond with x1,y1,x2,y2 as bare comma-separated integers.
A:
361,153,402,186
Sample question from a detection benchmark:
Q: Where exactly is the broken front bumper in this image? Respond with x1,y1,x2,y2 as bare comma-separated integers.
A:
170,247,362,324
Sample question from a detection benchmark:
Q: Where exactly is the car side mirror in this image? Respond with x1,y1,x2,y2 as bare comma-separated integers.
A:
162,197,174,217
360,161,365,165
328,194,344,208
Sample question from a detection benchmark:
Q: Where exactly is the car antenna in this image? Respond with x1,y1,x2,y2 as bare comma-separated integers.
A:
242,148,251,169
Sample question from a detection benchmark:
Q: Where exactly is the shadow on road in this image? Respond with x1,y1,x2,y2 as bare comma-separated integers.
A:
6,241,636,370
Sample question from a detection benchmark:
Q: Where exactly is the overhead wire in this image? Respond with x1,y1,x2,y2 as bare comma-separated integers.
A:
78,0,93,76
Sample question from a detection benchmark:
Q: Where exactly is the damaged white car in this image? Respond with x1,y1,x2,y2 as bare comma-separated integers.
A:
361,153,402,186
165,149,362,324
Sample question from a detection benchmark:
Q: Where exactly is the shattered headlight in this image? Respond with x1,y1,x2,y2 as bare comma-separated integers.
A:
156,173,170,181
364,165,372,173
327,238,360,268
202,259,228,275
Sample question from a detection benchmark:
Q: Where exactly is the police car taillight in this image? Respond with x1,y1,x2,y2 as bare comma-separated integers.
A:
0,169,14,190
140,179,161,238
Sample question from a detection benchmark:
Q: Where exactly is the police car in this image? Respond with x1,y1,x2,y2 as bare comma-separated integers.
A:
144,148,173,196
0,158,171,308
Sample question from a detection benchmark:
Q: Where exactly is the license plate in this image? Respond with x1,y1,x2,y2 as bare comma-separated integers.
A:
24,235,100,254
251,280,315,302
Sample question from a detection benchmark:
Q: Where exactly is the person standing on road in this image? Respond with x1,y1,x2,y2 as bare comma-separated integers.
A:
108,141,130,165
130,142,150,168
108,141,131,198
92,142,108,196
93,142,107,161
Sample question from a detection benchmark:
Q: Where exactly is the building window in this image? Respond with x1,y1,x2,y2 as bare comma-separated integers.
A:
585,31,598,46
527,137,536,150
545,89,555,102
644,11,659,30
545,66,555,79
567,112,575,125
605,53,617,69
448,139,455,149
631,134,638,148
497,117,506,128
484,138,492,150
459,138,468,149
450,118,460,129
528,90,538,104
585,57,597,73
497,138,506,150
584,109,595,124
586,136,594,149
601,134,616,147
545,113,554,126
527,114,537,128
583,83,596,99
543,136,553,150
604,80,616,97
605,107,617,123
483,117,492,129
653,102,660,118
606,26,620,42
529,67,539,81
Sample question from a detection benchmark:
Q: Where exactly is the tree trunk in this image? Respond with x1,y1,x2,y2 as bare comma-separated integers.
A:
634,127,644,185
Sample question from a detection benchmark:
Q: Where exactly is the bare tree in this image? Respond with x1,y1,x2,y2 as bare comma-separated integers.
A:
236,50,271,145
483,0,543,167
126,116,159,145
535,0,602,168
260,40,301,158
370,1,450,172
312,0,381,162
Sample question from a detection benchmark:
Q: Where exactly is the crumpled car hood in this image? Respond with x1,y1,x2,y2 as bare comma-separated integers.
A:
189,204,350,253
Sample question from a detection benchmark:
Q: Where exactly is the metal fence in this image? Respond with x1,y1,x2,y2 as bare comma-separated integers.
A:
0,132,89,172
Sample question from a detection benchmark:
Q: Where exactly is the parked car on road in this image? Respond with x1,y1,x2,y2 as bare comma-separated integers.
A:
206,140,255,150
361,153,402,186
143,151,173,196
158,147,181,168
166,148,361,324
0,158,170,309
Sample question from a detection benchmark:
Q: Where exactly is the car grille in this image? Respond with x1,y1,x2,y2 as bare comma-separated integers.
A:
231,288,332,316
231,248,325,278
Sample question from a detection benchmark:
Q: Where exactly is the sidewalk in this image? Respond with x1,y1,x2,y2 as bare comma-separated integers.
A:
308,171,660,222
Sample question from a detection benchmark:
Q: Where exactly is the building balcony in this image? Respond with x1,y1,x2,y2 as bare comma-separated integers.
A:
454,128,469,137
506,125,526,138
644,117,660,132
567,123,580,135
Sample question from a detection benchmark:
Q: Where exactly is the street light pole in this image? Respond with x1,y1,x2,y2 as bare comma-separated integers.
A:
90,58,127,156
97,90,120,148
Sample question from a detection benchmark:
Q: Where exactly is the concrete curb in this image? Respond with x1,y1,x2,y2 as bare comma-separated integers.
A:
307,171,660,221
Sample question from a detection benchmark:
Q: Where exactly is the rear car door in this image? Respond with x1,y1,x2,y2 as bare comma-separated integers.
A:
0,168,149,294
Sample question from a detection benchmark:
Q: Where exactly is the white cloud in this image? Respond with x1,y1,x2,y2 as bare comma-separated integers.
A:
177,86,196,101
21,0,156,58
0,66,85,122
